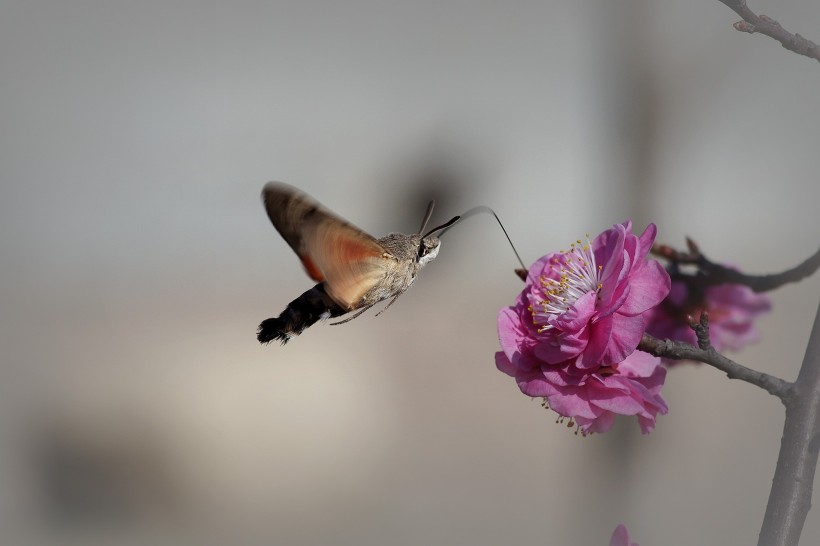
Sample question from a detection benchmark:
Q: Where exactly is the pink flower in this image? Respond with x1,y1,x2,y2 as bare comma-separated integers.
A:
496,221,670,434
609,524,639,546
646,269,772,354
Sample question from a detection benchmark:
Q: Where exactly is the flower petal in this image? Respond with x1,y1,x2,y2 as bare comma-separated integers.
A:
637,222,657,259
534,330,589,363
600,313,646,364
553,290,597,332
609,524,638,546
618,259,671,316
577,314,613,369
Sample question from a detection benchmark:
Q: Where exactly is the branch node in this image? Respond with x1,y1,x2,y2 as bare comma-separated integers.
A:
685,237,701,255
652,243,678,261
690,311,713,351
734,20,756,33
758,14,778,27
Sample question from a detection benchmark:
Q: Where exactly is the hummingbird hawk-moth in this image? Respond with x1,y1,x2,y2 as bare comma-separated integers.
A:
257,182,460,344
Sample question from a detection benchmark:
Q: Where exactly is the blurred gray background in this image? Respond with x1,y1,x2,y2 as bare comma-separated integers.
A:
2,1,820,545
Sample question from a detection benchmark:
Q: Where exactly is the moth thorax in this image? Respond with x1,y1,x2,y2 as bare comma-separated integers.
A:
418,237,440,267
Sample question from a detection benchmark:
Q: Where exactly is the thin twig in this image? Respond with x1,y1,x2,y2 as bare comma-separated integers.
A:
638,328,793,400
718,0,820,63
653,242,820,293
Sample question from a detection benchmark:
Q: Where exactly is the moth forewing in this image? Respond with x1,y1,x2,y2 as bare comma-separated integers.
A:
262,182,386,293
301,215,390,309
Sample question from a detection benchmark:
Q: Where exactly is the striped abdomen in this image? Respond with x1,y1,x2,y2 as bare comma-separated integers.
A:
257,284,347,344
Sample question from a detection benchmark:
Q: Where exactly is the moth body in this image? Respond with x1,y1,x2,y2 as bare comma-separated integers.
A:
257,183,446,345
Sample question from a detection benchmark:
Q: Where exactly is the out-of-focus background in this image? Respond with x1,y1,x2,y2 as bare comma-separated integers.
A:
2,1,819,545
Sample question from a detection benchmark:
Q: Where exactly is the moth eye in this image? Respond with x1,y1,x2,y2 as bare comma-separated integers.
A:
417,242,430,259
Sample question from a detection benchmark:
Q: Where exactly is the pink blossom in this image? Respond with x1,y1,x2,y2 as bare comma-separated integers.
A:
609,524,639,546
496,221,670,434
646,269,772,354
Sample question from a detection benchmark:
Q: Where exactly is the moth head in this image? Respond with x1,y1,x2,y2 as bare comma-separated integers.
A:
415,201,457,268
417,236,441,267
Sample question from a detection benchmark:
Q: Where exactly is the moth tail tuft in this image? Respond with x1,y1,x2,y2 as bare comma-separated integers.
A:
257,318,293,345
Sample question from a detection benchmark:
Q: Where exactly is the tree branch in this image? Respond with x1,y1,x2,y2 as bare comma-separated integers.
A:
653,242,820,293
758,303,820,546
638,313,793,399
718,0,820,63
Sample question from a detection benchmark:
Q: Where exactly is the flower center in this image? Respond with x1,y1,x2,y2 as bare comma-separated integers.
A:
534,236,602,331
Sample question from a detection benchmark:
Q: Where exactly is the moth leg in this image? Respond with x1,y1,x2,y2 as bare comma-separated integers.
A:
330,304,374,326
374,293,402,317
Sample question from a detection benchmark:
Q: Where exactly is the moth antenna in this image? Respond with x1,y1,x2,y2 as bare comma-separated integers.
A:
438,206,527,271
422,215,461,239
418,200,436,235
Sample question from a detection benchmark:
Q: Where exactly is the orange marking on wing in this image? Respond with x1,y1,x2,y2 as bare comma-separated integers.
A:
299,255,325,282
338,238,383,262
